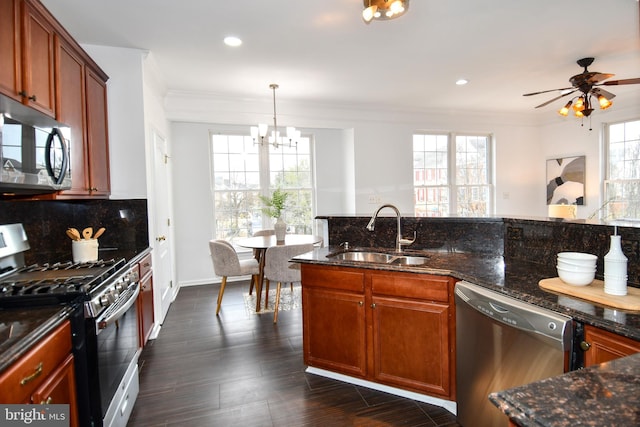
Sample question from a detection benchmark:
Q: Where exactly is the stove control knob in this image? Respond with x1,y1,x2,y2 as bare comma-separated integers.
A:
115,282,125,293
99,294,111,307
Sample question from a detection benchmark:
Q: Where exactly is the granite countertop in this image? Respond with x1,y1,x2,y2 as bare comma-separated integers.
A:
488,353,640,427
0,305,73,372
294,246,640,340
0,248,151,374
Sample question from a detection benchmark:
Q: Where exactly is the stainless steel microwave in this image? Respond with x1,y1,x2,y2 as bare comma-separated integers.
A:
0,94,72,195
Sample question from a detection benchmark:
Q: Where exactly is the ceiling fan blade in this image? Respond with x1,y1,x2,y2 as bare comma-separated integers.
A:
586,72,614,84
534,90,577,108
602,78,640,86
591,87,616,100
523,87,573,96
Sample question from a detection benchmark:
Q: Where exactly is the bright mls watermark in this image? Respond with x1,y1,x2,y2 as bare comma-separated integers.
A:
0,405,69,426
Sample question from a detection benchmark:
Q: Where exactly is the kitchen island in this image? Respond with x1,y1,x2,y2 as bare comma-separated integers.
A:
293,241,640,426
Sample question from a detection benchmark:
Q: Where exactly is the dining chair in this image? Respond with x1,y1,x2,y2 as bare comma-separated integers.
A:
209,240,260,315
250,230,275,296
263,243,314,323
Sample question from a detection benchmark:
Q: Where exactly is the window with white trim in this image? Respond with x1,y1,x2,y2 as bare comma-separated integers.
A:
603,119,640,221
211,133,314,246
413,132,493,216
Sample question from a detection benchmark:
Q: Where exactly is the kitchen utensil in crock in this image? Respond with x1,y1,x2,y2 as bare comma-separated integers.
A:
68,228,82,241
66,229,81,241
93,227,106,239
82,227,93,240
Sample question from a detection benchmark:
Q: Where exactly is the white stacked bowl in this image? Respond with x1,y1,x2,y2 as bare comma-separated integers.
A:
556,252,597,286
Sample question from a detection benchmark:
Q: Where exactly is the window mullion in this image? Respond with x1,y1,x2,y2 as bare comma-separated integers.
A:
449,132,457,215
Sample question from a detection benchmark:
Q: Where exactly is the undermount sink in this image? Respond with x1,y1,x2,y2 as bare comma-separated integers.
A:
330,251,395,263
328,251,429,266
390,255,430,266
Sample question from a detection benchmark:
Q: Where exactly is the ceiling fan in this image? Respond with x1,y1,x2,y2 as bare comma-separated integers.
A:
523,57,640,118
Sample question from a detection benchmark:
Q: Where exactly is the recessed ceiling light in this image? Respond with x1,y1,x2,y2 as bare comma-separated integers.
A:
456,79,469,86
224,36,242,47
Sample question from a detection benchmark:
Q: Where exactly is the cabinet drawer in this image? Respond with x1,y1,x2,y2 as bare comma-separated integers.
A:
301,264,365,293
139,253,152,278
0,321,72,403
371,273,450,302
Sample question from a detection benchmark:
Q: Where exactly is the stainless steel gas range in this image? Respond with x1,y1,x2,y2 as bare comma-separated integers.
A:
0,223,140,427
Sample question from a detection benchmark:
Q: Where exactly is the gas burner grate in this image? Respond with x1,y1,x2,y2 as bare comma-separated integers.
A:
17,258,122,273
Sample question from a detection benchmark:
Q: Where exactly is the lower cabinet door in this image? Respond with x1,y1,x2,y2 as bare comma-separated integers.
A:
31,354,79,427
371,296,452,398
303,287,367,377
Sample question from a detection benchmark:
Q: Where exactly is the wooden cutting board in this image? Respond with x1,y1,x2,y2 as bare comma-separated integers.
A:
539,278,640,312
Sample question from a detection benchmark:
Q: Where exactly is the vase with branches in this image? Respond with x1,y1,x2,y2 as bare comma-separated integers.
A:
260,188,290,240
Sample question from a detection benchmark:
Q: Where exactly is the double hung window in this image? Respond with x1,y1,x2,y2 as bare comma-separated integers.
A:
413,133,493,216
603,119,640,220
211,133,313,245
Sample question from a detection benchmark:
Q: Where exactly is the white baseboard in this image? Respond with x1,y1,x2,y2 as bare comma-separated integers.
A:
305,366,457,415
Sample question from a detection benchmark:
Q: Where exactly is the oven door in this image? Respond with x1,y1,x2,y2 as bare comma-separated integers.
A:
95,282,140,427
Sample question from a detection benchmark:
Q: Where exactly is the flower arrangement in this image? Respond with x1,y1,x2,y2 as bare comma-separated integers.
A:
260,188,290,219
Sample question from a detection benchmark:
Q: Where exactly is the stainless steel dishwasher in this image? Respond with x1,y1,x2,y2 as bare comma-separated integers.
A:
455,281,572,427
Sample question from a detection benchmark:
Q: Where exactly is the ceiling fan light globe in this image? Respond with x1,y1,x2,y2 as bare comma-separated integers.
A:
558,107,570,116
598,96,612,109
362,5,377,22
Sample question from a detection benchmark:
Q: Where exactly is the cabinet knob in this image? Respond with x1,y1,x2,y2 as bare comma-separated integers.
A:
40,397,53,405
580,341,591,351
28,94,37,101
358,301,363,306
18,90,27,97
371,303,376,309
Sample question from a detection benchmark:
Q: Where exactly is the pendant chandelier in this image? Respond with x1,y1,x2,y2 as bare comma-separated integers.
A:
362,0,409,23
251,84,300,149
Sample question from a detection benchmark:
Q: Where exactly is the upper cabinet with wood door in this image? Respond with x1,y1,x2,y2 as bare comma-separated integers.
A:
0,0,111,199
55,36,111,198
0,0,56,117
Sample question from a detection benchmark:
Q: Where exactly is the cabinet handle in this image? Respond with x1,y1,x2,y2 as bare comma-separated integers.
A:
358,301,363,306
18,90,27,97
371,303,376,308
28,95,37,101
580,341,591,351
40,397,53,405
90,187,98,192
156,235,166,241
20,362,43,385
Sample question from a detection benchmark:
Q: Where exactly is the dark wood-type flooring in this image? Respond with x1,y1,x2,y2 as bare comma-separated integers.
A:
127,281,461,426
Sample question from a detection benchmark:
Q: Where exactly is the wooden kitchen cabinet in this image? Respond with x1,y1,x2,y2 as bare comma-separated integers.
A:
0,0,22,100
1,0,111,199
582,324,640,366
301,264,456,400
371,273,455,398
137,253,155,348
0,0,56,117
0,321,79,427
54,23,110,198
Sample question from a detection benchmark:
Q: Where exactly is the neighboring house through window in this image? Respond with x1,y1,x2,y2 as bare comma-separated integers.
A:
603,119,640,221
413,132,493,216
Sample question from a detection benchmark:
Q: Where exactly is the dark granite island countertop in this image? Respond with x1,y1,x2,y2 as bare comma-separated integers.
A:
488,352,640,427
293,246,640,340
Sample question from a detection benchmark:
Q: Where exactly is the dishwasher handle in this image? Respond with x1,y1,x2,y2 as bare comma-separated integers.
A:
455,280,572,348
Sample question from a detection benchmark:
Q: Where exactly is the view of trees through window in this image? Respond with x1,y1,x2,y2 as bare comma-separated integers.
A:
413,133,492,216
604,119,640,221
212,134,313,246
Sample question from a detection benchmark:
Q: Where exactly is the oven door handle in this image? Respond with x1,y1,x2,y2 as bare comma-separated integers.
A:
97,283,140,331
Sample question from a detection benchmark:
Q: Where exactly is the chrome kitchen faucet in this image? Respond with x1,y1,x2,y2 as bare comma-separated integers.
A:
366,204,416,252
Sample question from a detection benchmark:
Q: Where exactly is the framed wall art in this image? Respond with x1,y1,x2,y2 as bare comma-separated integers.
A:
546,155,585,205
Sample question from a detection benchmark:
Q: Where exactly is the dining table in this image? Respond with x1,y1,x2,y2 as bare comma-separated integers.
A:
237,234,323,312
